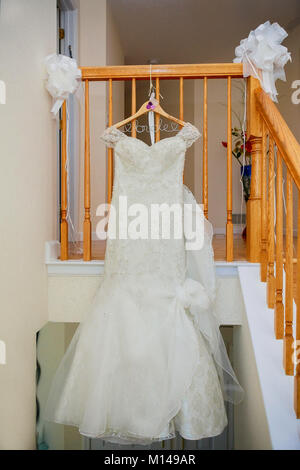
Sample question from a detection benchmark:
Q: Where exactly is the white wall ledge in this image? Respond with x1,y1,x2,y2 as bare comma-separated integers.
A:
45,241,104,275
45,241,258,277
46,242,245,326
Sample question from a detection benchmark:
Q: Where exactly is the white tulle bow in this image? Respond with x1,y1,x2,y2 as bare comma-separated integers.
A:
234,21,291,102
44,54,82,115
176,278,210,311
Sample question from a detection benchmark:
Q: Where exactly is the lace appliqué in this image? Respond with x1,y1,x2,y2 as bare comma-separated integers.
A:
100,126,126,148
177,122,201,148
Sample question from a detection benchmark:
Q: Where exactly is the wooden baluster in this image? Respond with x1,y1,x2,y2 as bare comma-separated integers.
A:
155,77,160,142
226,76,233,261
260,122,268,281
295,193,300,417
83,80,91,261
267,137,275,307
60,100,68,260
107,79,113,204
284,170,294,375
179,77,184,124
131,78,136,138
203,77,208,218
180,77,185,182
274,150,284,338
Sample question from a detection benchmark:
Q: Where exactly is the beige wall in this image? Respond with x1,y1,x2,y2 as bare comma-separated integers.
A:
78,0,107,230
0,0,57,449
277,25,300,141
106,1,125,126
277,25,300,229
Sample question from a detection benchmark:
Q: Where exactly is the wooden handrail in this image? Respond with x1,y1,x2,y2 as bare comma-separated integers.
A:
255,88,300,191
80,63,243,81
59,63,244,266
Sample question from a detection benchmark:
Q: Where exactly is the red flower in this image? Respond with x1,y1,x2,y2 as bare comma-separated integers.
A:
245,140,252,153
222,141,228,148
241,140,252,153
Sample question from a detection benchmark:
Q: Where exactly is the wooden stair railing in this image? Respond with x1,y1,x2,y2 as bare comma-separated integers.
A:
254,85,300,419
59,63,245,263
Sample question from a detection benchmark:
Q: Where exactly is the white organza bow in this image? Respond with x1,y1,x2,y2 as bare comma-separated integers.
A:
44,54,82,116
175,275,244,404
234,21,291,102
176,278,210,311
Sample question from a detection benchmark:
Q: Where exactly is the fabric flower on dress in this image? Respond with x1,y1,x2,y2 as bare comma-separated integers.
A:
44,54,82,116
176,278,210,311
234,21,291,102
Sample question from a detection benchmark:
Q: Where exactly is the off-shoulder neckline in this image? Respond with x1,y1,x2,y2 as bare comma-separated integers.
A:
104,122,199,149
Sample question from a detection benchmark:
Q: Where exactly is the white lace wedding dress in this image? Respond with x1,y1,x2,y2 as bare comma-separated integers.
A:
45,122,243,444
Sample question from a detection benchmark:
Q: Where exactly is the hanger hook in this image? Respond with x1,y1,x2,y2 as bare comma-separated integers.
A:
149,64,154,97
148,63,163,101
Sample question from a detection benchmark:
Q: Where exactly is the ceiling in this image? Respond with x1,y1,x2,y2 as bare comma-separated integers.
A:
110,0,300,64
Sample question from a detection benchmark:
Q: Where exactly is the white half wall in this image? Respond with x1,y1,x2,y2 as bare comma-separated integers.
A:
236,266,300,450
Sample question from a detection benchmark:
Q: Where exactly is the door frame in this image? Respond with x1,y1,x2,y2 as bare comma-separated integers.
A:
57,0,80,241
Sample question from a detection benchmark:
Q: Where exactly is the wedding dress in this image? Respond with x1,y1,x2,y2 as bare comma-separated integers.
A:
45,122,243,444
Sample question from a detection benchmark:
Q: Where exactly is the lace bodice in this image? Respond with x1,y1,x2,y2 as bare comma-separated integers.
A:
100,123,201,280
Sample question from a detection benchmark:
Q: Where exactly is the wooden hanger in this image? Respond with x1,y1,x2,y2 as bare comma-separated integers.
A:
112,98,186,129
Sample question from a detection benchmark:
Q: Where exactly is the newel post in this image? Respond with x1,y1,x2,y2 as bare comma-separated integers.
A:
246,76,262,262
